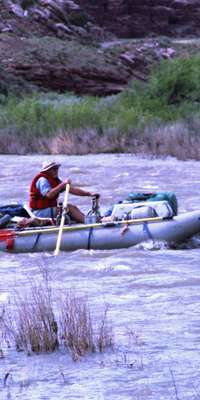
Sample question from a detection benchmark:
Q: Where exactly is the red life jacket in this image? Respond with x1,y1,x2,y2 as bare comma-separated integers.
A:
29,172,61,210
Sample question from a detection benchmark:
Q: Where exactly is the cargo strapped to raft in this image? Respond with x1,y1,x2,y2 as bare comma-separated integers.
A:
104,192,178,220
127,192,178,216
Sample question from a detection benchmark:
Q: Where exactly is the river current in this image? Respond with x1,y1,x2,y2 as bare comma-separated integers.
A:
0,154,200,400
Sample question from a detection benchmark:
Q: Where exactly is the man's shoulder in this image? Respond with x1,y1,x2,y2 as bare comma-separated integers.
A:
36,176,51,192
37,176,49,184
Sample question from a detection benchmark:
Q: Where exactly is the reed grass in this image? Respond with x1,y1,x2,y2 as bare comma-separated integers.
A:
4,285,58,354
0,308,5,358
59,293,95,359
96,305,114,352
169,368,180,400
59,294,114,360
2,286,114,359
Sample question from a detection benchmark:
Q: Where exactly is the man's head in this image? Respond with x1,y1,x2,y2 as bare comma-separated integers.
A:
41,161,61,177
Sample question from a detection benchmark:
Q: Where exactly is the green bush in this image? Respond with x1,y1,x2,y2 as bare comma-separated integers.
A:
0,94,101,137
1,55,200,139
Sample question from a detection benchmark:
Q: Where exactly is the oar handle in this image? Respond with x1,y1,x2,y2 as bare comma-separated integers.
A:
54,183,70,256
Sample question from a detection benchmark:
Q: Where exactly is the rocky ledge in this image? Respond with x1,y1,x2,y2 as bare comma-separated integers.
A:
0,0,199,96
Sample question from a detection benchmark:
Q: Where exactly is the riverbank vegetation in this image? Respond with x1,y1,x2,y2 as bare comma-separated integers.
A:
1,54,200,159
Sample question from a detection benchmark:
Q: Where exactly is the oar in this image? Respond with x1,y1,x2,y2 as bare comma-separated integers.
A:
54,183,70,256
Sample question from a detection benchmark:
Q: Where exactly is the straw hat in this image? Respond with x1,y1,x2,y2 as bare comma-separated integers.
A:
41,161,61,172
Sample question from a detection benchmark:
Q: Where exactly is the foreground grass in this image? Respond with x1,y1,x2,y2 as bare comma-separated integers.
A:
1,285,114,360
1,55,200,158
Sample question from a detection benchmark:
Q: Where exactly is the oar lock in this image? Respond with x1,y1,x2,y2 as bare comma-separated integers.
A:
56,202,70,225
85,195,101,224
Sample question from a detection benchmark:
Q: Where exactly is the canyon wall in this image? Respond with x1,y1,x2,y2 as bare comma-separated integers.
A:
78,0,200,38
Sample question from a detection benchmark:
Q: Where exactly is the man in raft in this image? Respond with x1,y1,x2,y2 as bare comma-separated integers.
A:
29,161,99,223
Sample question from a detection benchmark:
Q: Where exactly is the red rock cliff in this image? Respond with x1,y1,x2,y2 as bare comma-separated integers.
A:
78,0,200,38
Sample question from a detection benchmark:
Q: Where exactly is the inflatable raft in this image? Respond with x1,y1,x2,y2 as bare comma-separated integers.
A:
0,210,200,253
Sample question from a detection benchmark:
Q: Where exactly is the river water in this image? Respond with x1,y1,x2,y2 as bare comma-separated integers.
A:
1,154,200,400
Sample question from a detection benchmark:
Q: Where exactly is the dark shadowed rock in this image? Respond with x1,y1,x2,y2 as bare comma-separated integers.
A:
78,0,200,38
